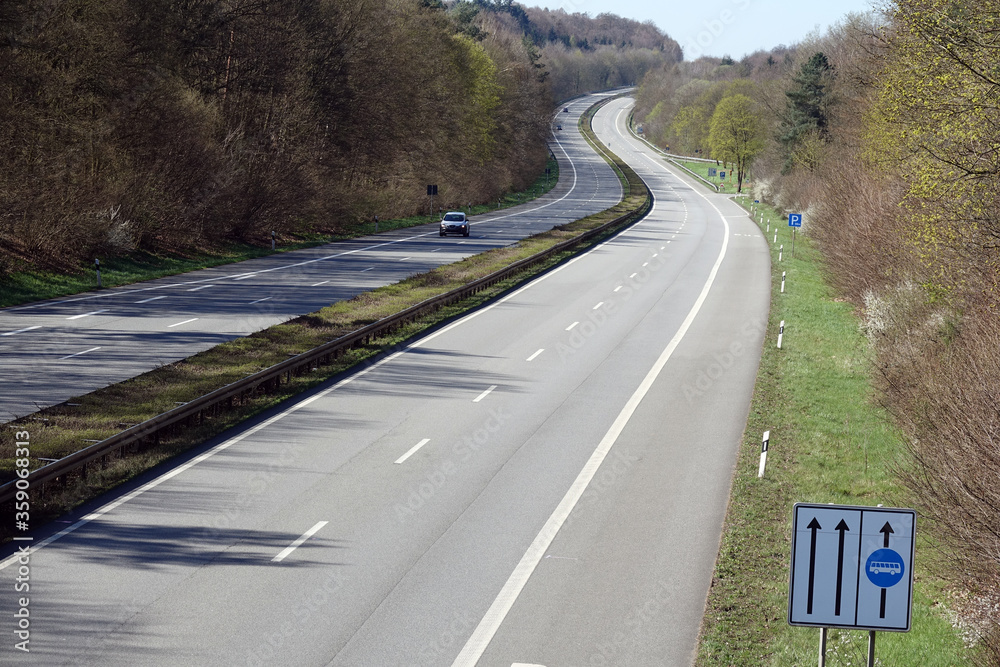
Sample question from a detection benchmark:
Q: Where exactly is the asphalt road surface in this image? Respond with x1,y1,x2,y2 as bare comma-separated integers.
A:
0,96,771,666
0,92,623,423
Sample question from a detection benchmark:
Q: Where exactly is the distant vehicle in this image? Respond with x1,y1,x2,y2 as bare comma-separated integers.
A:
440,211,470,237
563,107,569,112
556,124,562,131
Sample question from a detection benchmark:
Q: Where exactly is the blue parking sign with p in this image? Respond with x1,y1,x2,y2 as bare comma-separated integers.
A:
789,213,802,227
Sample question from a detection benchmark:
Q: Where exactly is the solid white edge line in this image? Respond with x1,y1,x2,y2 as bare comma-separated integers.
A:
565,322,579,331
272,521,329,562
0,94,630,571
473,385,497,403
395,438,432,465
450,99,733,667
526,349,544,362
167,318,199,328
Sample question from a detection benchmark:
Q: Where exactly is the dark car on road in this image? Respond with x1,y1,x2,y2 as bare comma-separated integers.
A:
440,211,470,237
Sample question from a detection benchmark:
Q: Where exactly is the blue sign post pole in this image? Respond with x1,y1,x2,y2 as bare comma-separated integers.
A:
788,213,802,258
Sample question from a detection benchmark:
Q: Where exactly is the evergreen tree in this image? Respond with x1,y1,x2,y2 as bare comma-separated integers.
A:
780,52,833,172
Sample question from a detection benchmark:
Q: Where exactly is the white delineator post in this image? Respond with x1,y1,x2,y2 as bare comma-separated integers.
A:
758,430,770,478
779,244,783,262
781,271,786,293
777,320,785,349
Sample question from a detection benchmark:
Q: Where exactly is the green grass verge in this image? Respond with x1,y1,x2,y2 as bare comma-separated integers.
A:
0,156,559,308
668,158,747,194
695,200,970,665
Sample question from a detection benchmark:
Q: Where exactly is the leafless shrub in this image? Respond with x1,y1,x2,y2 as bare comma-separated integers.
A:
809,164,913,304
872,299,1000,665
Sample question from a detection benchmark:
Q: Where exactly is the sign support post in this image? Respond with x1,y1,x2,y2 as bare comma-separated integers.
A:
788,213,802,258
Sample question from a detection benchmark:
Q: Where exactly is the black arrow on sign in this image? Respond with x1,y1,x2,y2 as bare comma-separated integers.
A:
807,518,821,614
880,521,894,547
835,519,849,615
879,521,894,618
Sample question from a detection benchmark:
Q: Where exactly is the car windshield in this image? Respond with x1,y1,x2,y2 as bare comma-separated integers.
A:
444,214,464,221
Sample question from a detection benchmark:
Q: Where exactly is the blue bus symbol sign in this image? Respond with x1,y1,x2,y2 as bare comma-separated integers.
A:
789,213,803,227
866,548,905,588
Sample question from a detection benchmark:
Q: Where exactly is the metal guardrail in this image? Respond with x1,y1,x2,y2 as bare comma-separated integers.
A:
0,168,651,506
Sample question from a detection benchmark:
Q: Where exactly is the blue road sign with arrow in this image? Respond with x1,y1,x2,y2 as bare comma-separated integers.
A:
788,503,916,632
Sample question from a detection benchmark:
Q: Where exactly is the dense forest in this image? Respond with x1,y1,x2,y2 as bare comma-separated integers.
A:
0,0,677,274
635,5,1000,662
0,0,550,272
522,6,682,101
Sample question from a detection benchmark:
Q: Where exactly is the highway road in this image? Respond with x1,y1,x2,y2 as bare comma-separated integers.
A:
0,97,771,666
0,92,622,423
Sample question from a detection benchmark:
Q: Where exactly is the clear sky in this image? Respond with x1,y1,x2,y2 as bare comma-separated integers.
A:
527,0,880,60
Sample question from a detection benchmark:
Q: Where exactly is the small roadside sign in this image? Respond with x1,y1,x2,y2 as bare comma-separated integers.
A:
719,171,726,180
788,503,915,632
708,167,717,177
788,213,802,227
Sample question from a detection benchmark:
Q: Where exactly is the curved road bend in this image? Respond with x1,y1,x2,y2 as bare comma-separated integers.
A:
0,97,771,666
0,92,622,422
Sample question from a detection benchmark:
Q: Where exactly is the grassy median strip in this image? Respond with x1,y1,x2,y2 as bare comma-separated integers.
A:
0,135,645,536
0,156,559,308
695,201,969,665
